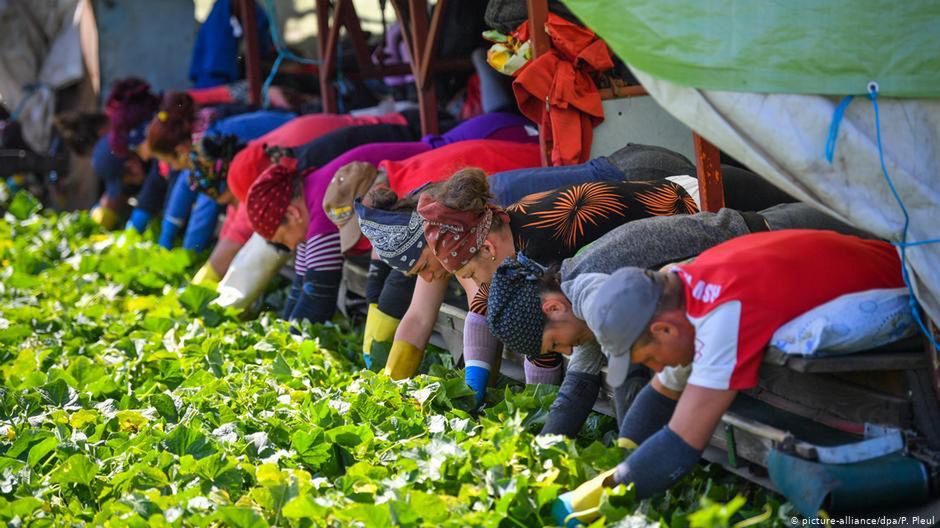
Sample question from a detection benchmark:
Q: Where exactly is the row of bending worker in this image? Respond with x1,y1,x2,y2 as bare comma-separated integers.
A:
353,148,810,399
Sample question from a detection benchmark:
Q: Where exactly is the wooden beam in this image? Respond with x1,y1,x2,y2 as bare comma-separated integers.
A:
323,0,349,81
417,0,446,90
693,133,725,212
405,0,438,135
526,0,550,58
526,0,552,166
238,0,263,106
755,363,913,429
339,0,377,78
599,83,647,100
316,0,338,113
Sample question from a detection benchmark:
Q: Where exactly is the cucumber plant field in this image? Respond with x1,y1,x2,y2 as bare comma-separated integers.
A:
0,189,791,526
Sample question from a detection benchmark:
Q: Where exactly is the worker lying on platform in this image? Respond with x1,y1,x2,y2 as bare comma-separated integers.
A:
486,203,874,435
486,203,871,436
550,230,905,525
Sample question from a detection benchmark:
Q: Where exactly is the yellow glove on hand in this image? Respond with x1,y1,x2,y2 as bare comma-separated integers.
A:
384,340,423,380
552,468,618,526
364,305,402,369
617,437,638,450
363,304,381,360
90,207,119,230
192,262,221,289
370,307,401,350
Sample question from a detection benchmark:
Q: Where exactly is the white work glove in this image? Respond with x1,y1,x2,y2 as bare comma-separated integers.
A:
213,233,290,309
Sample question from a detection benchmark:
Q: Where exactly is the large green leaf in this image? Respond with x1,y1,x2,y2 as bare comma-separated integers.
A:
52,454,98,487
162,424,215,459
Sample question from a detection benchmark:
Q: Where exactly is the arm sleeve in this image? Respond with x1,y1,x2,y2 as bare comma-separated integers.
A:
613,426,702,499
159,172,198,249
540,370,602,437
366,259,393,304
295,233,344,276
618,383,677,446
377,270,417,320
182,192,222,252
126,208,152,233
536,341,605,436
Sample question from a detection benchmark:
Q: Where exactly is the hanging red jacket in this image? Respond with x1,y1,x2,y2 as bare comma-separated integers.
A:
512,15,613,166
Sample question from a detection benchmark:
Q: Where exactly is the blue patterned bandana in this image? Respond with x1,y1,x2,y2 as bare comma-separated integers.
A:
355,198,426,273
486,254,547,359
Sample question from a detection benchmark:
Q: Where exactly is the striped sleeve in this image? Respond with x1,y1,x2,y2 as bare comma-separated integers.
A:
294,233,344,275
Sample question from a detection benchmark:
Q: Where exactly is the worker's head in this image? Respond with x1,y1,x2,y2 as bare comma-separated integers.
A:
145,91,196,170
355,183,448,283
245,163,308,250
104,77,159,156
189,134,243,204
624,270,693,375
484,255,586,361
322,161,381,254
92,136,147,204
536,265,593,357
566,268,693,387
417,168,512,286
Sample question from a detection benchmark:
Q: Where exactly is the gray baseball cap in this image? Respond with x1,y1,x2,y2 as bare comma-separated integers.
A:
563,267,664,387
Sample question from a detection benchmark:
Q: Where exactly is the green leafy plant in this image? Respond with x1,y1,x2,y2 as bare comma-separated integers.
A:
0,192,789,526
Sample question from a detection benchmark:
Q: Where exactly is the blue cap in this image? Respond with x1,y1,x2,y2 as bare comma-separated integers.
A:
563,267,663,387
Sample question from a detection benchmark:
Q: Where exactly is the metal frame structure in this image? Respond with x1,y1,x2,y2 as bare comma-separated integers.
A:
239,0,723,210
313,0,471,135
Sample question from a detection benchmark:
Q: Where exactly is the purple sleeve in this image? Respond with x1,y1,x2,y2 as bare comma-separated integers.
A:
425,112,537,148
303,141,432,239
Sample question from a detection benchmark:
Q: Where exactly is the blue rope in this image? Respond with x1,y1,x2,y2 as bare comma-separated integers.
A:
866,84,940,351
824,95,855,162
260,0,320,107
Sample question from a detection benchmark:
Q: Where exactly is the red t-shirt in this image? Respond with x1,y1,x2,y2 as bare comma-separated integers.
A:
672,230,903,391
382,139,542,196
228,113,408,202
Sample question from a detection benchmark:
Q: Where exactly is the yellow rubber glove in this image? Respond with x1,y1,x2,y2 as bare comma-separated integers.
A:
370,307,401,350
363,305,402,369
191,262,221,290
90,207,119,230
362,304,380,362
552,468,618,527
617,437,638,450
384,340,423,380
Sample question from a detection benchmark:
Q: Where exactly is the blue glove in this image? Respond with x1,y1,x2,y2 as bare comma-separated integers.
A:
465,365,490,405
126,208,152,233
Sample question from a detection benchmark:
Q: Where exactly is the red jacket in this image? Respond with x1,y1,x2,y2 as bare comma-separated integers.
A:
512,15,613,166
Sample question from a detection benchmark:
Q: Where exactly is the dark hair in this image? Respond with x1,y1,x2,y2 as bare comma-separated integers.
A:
432,168,492,210
200,134,243,163
146,91,196,156
538,265,563,295
430,167,506,228
367,182,442,212
105,77,159,154
54,111,108,155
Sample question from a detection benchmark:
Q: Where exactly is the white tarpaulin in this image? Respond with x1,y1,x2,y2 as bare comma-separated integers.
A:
632,68,940,329
0,0,84,152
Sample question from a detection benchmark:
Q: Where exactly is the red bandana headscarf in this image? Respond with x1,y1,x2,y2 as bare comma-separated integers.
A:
417,193,510,273
246,163,295,239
